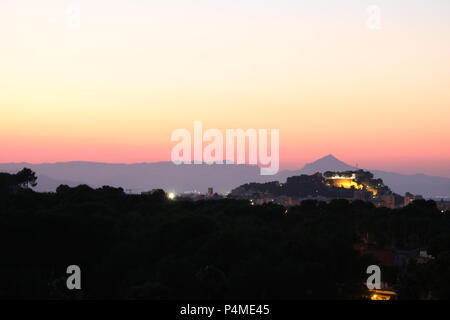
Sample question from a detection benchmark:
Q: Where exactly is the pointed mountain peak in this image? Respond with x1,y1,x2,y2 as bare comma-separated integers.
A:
320,154,339,161
301,154,356,174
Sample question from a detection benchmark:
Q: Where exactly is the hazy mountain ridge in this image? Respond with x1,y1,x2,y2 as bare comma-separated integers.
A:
1,155,450,198
0,161,266,194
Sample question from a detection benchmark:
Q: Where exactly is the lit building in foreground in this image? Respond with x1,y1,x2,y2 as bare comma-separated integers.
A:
368,289,398,300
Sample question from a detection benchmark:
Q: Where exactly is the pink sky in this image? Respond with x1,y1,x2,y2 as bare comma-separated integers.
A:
1,1,450,177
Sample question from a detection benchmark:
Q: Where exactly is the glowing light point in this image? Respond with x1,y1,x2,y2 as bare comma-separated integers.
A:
168,192,176,200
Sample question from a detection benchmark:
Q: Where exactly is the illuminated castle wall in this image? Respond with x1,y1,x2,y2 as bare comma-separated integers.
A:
324,173,378,196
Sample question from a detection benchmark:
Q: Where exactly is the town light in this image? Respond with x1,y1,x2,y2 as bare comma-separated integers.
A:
168,192,176,200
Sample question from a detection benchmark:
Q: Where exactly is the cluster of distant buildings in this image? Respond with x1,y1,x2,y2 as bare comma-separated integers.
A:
154,187,450,212
229,190,426,209
227,172,450,211
141,171,450,213
166,187,225,202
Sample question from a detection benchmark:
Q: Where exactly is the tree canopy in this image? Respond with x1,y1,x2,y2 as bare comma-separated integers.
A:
1,170,449,299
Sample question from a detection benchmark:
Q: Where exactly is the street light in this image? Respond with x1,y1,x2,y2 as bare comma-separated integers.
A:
168,192,176,200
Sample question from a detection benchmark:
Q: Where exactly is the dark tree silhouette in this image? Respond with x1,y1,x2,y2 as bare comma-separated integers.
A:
0,168,38,194
1,170,450,300
15,168,38,188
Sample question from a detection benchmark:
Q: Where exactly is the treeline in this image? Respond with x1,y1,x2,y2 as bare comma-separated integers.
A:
0,168,37,194
0,171,450,299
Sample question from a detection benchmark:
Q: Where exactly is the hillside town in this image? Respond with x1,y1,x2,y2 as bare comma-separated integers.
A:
228,170,433,209
162,170,450,214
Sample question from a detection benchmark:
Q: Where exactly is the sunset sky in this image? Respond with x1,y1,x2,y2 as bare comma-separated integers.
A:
1,0,450,176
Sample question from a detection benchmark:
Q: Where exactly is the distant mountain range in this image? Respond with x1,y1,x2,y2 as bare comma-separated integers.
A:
0,161,265,194
1,155,450,198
